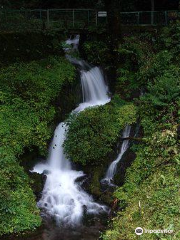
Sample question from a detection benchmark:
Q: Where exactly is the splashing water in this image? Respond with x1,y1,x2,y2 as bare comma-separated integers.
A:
32,35,110,225
102,125,131,185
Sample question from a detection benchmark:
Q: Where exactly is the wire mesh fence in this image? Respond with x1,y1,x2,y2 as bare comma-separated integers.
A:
0,9,179,32
0,9,98,32
47,9,97,29
120,11,180,25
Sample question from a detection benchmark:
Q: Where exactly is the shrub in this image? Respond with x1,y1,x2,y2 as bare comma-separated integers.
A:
83,40,111,66
141,64,180,107
0,153,41,235
0,57,75,155
64,101,136,166
0,56,76,235
103,22,180,240
116,35,154,97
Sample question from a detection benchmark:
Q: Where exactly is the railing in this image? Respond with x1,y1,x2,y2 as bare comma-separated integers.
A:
0,9,179,32
120,11,179,25
0,9,98,32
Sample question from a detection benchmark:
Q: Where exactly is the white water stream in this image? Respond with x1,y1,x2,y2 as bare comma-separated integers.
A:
32,35,110,225
102,125,131,184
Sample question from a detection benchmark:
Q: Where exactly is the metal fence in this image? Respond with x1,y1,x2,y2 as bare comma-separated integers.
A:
0,9,98,32
47,9,97,29
0,9,179,32
120,11,179,25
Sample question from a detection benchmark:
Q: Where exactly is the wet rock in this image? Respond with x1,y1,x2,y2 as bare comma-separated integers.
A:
29,172,44,200
43,170,51,175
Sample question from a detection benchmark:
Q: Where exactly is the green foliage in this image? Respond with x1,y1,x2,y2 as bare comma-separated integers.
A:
0,32,65,68
116,27,180,105
87,25,107,35
64,105,119,166
141,64,180,107
83,40,112,66
0,56,75,103
1,95,53,156
64,100,136,166
0,56,75,156
116,35,154,97
0,153,41,235
0,56,75,235
116,104,137,127
103,22,180,240
103,108,180,240
158,21,180,58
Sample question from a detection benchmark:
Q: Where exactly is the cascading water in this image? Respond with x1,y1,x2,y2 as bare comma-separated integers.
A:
102,125,131,184
32,35,110,225
77,67,110,112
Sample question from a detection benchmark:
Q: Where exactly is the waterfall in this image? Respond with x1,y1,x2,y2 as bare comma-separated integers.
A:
32,35,110,225
76,67,110,112
102,125,131,185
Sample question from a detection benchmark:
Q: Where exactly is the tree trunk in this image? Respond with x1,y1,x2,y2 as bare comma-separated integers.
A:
103,0,122,45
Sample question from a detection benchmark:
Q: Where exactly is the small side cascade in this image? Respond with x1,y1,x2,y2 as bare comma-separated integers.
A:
102,125,131,185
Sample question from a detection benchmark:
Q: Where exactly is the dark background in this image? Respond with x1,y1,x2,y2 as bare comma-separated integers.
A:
0,0,179,10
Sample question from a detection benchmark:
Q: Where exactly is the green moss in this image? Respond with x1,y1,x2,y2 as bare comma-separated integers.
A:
0,153,41,236
103,22,180,240
87,166,113,205
103,159,180,240
0,56,75,156
89,167,102,197
64,99,137,166
0,56,76,236
103,104,180,239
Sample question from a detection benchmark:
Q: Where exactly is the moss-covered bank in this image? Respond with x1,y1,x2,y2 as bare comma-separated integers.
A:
102,22,180,239
0,56,77,236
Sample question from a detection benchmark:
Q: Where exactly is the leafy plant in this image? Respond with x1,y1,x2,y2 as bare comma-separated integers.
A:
0,56,76,235
83,40,111,66
64,101,136,166
103,22,180,240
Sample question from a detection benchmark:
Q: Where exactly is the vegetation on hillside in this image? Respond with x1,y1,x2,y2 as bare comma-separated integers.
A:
64,100,136,166
103,22,180,240
0,4,180,239
0,32,65,67
82,40,112,67
0,56,75,235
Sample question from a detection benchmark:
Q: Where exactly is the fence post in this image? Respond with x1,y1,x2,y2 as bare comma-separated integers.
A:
73,9,75,28
96,10,98,26
151,11,154,25
47,9,50,28
137,12,140,25
165,11,168,25
88,10,90,26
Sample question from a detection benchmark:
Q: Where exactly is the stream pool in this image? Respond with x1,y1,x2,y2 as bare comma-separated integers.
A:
3,213,108,240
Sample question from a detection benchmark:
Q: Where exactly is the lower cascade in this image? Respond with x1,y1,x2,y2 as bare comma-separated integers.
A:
32,35,110,225
102,125,131,184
